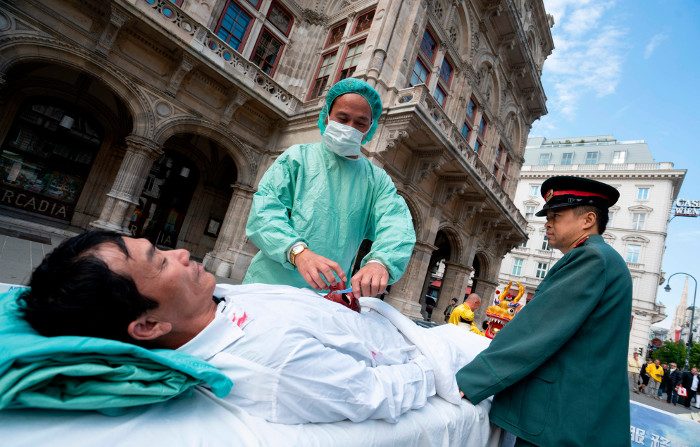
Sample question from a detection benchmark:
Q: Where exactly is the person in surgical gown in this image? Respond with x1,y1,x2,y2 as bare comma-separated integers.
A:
244,78,415,299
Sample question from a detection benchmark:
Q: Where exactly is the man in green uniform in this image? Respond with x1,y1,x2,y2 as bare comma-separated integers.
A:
244,78,415,299
456,176,632,446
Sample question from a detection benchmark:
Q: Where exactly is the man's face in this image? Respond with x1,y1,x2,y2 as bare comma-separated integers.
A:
670,363,676,370
328,93,372,134
97,237,216,337
692,368,697,375
545,207,593,253
655,360,661,366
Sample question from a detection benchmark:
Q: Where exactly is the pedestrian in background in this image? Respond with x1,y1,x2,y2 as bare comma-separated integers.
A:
443,298,458,323
646,359,663,398
628,351,642,393
664,363,682,405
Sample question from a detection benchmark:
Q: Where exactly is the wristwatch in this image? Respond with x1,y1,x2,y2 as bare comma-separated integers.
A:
289,242,308,266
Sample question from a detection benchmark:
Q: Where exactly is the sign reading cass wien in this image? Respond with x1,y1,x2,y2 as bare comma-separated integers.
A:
674,199,700,217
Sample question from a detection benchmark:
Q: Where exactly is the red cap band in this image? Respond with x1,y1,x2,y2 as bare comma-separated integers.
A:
548,190,608,202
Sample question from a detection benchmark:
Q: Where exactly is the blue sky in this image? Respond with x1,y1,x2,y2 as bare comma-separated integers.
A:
531,0,700,330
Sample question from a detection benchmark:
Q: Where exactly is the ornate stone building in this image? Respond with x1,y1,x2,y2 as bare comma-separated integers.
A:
500,136,686,358
0,0,552,319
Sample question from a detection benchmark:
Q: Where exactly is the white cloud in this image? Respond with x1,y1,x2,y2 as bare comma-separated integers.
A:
541,0,626,120
644,33,667,59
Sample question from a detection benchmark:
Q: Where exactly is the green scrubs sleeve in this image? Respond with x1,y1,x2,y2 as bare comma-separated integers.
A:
361,172,416,284
456,245,607,403
245,152,304,269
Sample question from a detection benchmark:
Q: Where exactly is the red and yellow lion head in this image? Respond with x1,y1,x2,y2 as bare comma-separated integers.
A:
484,281,525,339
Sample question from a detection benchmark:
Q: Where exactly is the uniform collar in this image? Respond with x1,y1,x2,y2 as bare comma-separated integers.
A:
178,298,246,359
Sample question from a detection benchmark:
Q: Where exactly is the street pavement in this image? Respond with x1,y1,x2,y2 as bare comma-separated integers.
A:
630,387,699,417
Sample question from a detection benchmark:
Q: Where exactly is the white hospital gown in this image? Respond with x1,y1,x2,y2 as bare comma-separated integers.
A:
178,284,437,424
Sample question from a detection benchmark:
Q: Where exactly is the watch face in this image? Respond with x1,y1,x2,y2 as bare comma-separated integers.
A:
293,245,305,255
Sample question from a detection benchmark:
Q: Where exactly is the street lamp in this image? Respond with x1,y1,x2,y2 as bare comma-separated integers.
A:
664,272,697,370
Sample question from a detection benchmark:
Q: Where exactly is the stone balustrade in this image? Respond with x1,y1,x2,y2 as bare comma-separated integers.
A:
137,0,299,115
393,84,527,231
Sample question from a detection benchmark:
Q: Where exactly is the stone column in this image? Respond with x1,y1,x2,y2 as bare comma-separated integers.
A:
384,241,435,319
202,183,256,282
90,135,162,233
433,262,472,322
473,278,499,326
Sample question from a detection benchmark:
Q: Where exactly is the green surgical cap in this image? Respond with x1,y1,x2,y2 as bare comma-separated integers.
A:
318,78,383,144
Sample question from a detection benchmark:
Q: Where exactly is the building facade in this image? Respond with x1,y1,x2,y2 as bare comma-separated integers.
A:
499,136,685,358
0,0,552,319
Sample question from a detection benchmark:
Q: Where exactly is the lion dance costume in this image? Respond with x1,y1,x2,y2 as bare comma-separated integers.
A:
483,281,526,339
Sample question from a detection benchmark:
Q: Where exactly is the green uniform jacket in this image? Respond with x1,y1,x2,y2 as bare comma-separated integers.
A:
244,143,415,289
456,235,632,446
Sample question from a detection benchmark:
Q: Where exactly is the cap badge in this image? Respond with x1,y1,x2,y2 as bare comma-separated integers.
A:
544,189,554,202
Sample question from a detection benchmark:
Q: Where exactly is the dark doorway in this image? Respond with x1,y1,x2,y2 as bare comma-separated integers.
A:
129,152,198,248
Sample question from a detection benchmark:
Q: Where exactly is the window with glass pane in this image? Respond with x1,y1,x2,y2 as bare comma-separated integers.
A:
433,85,447,106
338,40,364,80
479,116,487,136
410,59,429,86
637,187,649,200
626,244,641,263
216,2,253,51
538,153,551,165
541,235,551,250
529,185,540,196
170,0,183,5
525,205,535,219
536,262,548,279
632,212,646,230
466,99,476,120
512,258,523,276
612,150,626,164
474,139,481,153
461,122,470,139
585,151,599,164
250,29,283,75
326,23,345,47
267,2,293,35
561,152,573,165
439,58,453,85
310,52,337,98
353,10,374,34
420,30,437,60
245,0,260,7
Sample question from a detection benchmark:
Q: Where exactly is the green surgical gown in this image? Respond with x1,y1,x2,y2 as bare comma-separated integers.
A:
243,142,415,290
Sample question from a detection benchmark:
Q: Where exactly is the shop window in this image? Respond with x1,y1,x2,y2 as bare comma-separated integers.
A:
352,9,375,35
216,1,254,51
0,101,103,221
338,40,364,80
250,28,284,75
266,1,293,36
309,51,337,99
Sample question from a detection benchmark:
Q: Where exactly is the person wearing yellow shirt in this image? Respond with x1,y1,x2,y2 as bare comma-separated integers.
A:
646,359,664,397
448,293,483,335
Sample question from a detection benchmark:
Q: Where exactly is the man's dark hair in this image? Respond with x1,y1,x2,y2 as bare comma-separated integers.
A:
573,205,608,233
17,230,157,343
451,298,458,303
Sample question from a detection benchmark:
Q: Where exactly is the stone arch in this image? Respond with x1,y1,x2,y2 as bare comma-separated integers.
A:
153,118,260,186
436,224,463,263
0,36,153,137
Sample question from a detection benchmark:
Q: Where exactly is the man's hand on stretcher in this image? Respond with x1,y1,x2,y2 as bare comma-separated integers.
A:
295,248,388,298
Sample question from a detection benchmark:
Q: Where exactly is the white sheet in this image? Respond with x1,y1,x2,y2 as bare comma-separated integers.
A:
0,388,498,447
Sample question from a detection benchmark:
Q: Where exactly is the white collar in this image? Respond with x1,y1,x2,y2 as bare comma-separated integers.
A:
178,299,246,359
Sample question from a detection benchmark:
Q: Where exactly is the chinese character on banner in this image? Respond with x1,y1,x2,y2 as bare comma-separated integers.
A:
630,427,645,444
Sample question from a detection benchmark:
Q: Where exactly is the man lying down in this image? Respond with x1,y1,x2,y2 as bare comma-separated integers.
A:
18,231,490,424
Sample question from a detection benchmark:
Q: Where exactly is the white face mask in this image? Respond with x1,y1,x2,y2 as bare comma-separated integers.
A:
322,120,366,157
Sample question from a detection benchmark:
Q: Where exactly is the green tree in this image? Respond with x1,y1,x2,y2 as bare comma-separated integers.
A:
689,341,700,368
652,341,686,365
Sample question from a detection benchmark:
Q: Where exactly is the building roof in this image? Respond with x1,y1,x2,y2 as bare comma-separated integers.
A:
524,135,655,166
